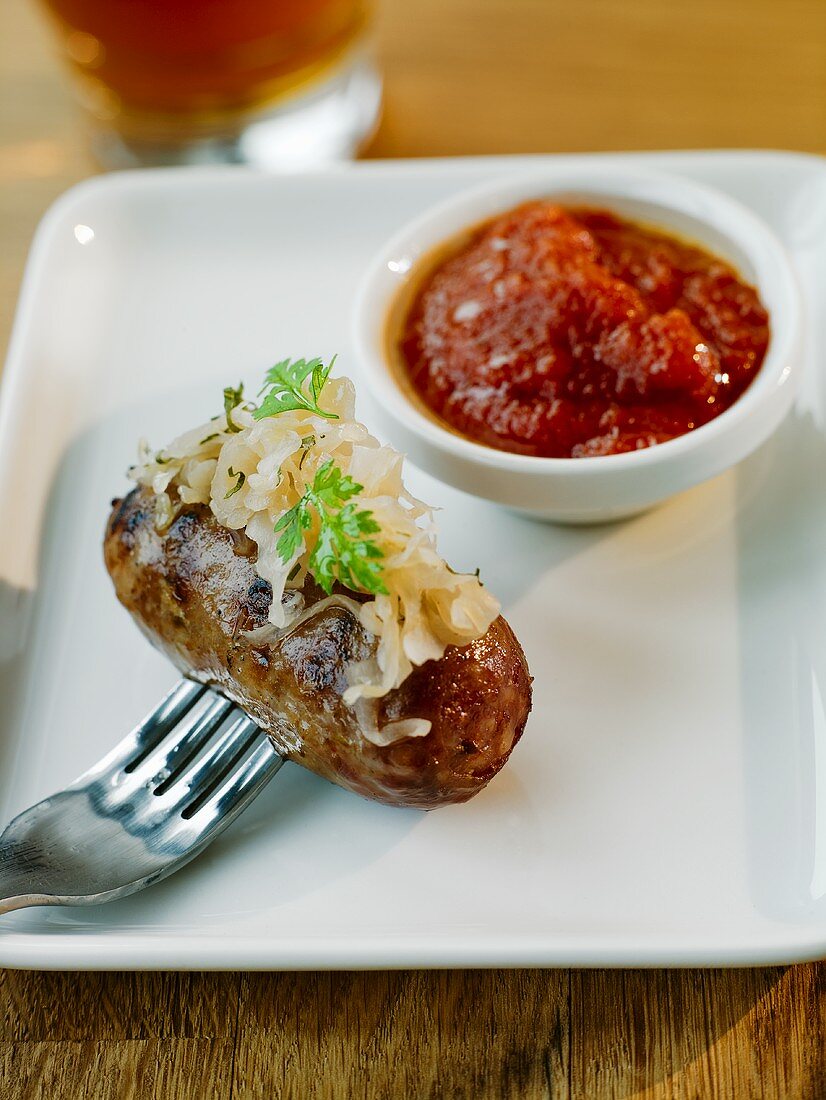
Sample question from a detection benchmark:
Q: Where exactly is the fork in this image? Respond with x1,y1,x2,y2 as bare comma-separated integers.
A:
0,680,284,915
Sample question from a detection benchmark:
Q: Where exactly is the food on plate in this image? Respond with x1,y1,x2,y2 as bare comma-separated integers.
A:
391,201,770,458
105,358,532,809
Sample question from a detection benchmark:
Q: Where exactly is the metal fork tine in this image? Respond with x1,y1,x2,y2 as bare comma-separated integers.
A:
130,694,235,789
83,679,208,780
87,696,235,817
168,712,261,809
123,680,208,768
184,736,284,823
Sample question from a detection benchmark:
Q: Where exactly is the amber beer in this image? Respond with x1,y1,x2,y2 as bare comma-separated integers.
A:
40,0,373,156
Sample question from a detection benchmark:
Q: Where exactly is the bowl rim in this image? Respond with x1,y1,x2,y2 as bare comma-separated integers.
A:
352,165,802,476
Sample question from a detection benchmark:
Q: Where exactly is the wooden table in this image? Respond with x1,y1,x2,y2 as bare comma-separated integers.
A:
1,0,825,1095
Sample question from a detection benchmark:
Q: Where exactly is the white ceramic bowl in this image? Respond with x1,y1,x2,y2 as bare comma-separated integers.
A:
352,167,803,522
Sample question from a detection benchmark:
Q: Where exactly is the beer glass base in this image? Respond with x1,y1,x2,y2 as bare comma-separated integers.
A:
90,51,382,170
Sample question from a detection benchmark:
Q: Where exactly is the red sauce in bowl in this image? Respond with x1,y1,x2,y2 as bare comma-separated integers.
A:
395,202,770,458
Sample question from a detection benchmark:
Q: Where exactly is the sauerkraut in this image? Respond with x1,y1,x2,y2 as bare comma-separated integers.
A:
130,364,500,707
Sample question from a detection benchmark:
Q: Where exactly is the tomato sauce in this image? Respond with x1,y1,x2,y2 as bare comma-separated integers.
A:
396,203,770,458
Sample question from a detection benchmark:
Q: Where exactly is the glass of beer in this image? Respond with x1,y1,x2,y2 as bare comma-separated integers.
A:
37,0,381,169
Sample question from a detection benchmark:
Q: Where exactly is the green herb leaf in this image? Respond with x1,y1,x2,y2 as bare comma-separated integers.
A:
310,353,336,404
252,357,339,422
312,460,361,508
223,383,245,433
274,498,309,563
225,467,246,499
274,459,387,596
200,432,220,446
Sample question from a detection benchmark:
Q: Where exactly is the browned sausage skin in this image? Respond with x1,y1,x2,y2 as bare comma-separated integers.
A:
104,487,532,808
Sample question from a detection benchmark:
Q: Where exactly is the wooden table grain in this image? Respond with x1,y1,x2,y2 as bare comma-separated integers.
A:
2,0,826,1096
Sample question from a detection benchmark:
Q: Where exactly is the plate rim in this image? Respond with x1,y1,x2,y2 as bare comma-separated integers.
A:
2,148,826,970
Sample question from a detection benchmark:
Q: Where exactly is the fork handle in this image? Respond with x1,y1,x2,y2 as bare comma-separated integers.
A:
0,844,62,913
0,891,54,916
0,857,59,914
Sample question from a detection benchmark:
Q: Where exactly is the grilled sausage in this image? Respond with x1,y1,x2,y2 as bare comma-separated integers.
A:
104,487,532,808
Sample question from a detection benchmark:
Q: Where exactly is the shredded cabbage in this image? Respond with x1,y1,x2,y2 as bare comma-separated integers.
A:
130,372,500,705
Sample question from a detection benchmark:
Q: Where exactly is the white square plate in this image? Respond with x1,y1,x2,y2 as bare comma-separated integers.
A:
2,152,826,969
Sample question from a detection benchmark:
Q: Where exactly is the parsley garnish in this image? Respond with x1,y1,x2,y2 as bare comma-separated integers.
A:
200,432,220,446
252,357,339,422
274,460,387,596
225,467,246,498
223,383,245,433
